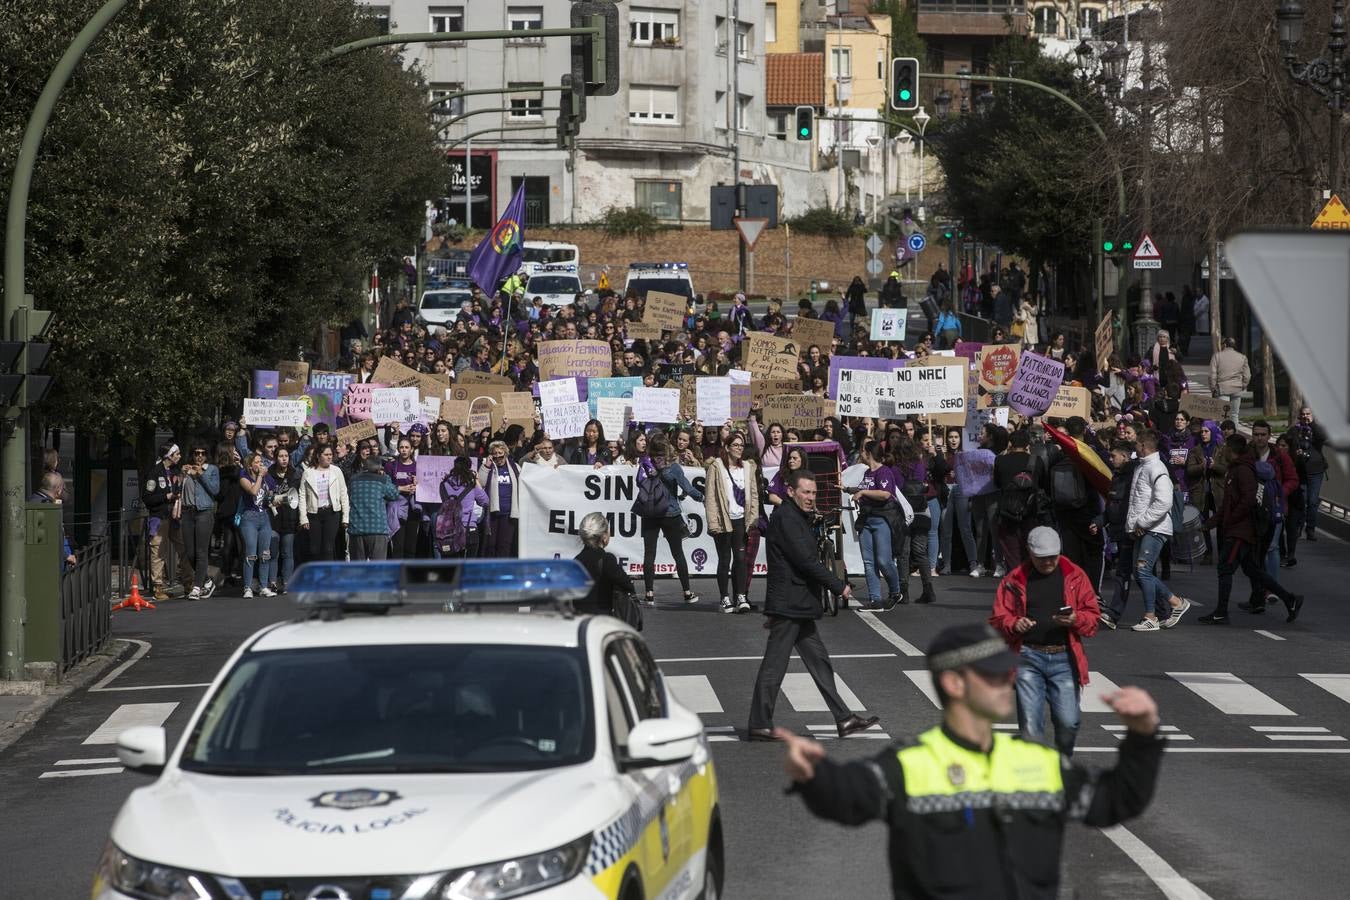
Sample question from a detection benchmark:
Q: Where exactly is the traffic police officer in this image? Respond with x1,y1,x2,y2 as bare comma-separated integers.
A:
778,623,1165,899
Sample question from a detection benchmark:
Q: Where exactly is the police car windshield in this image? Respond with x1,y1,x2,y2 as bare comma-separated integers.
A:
526,276,580,294
421,292,472,310
522,248,576,264
180,644,593,775
628,277,692,299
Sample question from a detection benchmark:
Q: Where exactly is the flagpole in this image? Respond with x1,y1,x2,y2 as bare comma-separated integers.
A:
500,288,512,372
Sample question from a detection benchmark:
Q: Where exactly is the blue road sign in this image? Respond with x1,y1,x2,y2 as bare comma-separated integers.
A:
907,233,926,253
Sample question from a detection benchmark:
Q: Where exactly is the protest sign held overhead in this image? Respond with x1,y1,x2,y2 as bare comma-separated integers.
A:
596,397,632,439
643,291,688,330
695,377,732,424
538,377,579,407
1007,352,1065,417
372,356,421,388
335,420,377,448
744,332,799,380
977,344,1020,407
539,340,611,381
870,308,908,342
633,386,681,423
889,362,967,417
277,361,310,396
542,401,590,439
791,317,835,356
1046,385,1091,420
308,370,354,393
371,387,421,425
762,395,832,431
244,398,307,428
343,382,386,421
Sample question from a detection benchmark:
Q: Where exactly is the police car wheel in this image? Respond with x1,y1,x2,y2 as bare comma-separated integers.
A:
699,818,725,900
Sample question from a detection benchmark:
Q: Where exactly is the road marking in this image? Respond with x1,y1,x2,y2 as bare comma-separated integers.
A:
1080,672,1125,713
1250,725,1329,733
39,767,125,779
1253,630,1286,641
665,675,724,714
1098,824,1216,900
1262,734,1347,742
1103,724,1192,741
92,683,212,692
82,702,179,745
1167,672,1296,716
904,670,941,708
853,610,925,657
1302,673,1350,705
656,653,896,663
53,758,120,766
781,673,864,712
1075,747,1350,754
88,639,151,692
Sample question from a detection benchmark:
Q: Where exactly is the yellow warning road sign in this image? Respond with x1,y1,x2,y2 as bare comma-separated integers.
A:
1311,195,1350,230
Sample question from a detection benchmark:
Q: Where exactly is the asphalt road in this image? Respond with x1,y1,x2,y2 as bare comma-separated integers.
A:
4,532,1350,899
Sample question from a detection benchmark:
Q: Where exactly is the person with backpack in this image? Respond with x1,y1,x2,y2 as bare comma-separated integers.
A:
436,456,489,558
993,429,1048,576
1197,433,1304,625
143,443,195,602
1100,441,1141,630
892,437,936,605
347,456,399,561
1125,429,1193,631
634,435,703,607
1045,418,1104,595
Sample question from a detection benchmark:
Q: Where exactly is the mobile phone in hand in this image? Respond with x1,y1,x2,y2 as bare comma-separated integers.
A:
1058,605,1073,616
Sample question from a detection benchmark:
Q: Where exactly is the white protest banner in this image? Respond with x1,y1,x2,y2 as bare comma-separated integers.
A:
835,368,900,418
243,398,307,428
890,362,967,417
370,387,421,426
695,376,732,423
596,397,632,439
870,308,909,341
633,387,681,423
420,397,443,425
728,369,752,385
539,377,579,408
518,465,865,577
1007,352,1065,417
542,401,590,439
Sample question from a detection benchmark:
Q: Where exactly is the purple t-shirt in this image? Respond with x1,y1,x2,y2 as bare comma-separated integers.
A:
858,466,896,508
496,468,513,515
385,459,416,490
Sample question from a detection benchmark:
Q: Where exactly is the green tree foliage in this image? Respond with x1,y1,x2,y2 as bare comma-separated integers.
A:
0,0,445,434
927,39,1111,266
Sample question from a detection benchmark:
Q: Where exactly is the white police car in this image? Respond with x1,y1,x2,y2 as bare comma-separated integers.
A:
524,266,584,308
622,264,694,302
93,560,724,900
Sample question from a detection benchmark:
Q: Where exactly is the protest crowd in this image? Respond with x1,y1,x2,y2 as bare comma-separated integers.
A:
136,265,1324,646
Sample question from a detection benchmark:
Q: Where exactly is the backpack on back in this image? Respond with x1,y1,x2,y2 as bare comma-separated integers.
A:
632,468,674,518
1050,456,1087,509
435,484,471,555
999,468,1038,522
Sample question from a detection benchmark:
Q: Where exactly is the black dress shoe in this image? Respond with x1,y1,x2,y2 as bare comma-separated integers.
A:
1286,594,1304,624
747,728,780,742
837,714,881,738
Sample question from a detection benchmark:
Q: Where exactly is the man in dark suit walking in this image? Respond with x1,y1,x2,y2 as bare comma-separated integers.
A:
749,469,879,741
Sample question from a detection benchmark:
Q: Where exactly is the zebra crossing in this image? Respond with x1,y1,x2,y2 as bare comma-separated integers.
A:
665,667,1350,749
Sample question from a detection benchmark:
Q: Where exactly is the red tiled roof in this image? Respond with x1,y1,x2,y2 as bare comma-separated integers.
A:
766,53,825,107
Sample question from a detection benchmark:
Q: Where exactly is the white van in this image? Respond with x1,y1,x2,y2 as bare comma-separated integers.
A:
524,265,584,307
520,240,580,275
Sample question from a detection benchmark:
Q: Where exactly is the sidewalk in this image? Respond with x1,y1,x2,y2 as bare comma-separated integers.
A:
0,639,131,753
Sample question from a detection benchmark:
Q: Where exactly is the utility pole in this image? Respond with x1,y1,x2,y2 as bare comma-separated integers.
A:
1133,17,1160,355
732,0,746,291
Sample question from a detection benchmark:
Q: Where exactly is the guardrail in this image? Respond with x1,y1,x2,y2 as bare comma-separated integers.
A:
58,532,111,673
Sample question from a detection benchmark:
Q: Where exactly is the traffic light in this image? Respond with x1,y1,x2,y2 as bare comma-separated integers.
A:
890,57,920,111
556,74,581,149
1102,239,1134,255
794,106,814,141
570,2,619,97
7,304,54,409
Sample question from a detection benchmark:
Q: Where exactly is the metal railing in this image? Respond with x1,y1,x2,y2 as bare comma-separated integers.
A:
58,531,111,673
916,0,1026,13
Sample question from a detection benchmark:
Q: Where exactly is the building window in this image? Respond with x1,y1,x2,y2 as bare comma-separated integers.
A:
737,22,752,59
766,3,778,44
877,48,885,79
1033,7,1059,36
508,6,544,41
635,181,682,220
429,6,463,34
1079,7,1101,36
629,84,679,123
630,7,679,45
830,47,852,79
508,82,544,119
430,83,464,118
769,111,788,140
361,5,391,35
737,94,753,132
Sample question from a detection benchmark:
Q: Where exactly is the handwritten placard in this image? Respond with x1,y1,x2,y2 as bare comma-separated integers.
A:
751,377,803,402
762,395,830,431
309,370,354,393
538,340,612,381
335,420,377,447
1094,312,1114,368
627,319,663,341
1047,385,1091,420
457,370,512,386
744,332,800,380
870,308,909,342
343,382,386,421
835,369,900,418
1179,393,1231,422
643,291,688,330
633,387,680,423
501,392,537,427
539,377,579,407
792,317,836,356
371,387,421,425
542,401,590,439
954,449,997,496
1007,352,1065,417
696,377,732,424
440,399,470,427
414,455,457,503
890,362,968,418
244,398,307,428
277,361,310,397
587,376,642,418
596,397,632,439
372,356,422,388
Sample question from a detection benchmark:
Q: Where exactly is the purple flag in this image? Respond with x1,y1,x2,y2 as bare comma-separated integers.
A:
468,183,527,296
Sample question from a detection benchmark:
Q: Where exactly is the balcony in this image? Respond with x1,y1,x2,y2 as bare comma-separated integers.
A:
916,0,1028,37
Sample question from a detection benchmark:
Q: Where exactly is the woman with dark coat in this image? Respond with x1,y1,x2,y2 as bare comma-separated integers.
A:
846,276,868,323
573,512,637,617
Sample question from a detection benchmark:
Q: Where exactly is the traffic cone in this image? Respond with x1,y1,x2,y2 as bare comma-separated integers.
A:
113,571,156,612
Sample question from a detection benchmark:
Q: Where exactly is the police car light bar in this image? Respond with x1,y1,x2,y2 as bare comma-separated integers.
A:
537,264,578,273
288,560,594,614
627,262,689,270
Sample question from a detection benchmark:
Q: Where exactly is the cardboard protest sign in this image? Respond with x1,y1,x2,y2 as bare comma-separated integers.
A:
277,361,310,397
633,387,680,423
414,456,456,503
343,382,385,421
309,370,354,393
538,340,611,381
335,420,377,448
1095,313,1114,368
763,395,830,431
252,370,279,400
870,308,908,342
420,397,443,426
417,372,451,403
643,291,688,330
466,396,499,434
730,381,752,419
501,392,537,428
1179,393,1231,422
889,362,967,417
751,377,803,402
370,387,421,426
372,356,421,388
596,397,632,439
243,398,307,427
539,377,579,407
1007,352,1065,417
447,383,513,413
744,332,800,380
457,370,512,386
954,449,997,496
1047,385,1091,420
792,317,836,356
440,399,470,427
679,377,699,422
627,319,663,341
587,376,642,418
542,401,590,439
977,344,1021,407
696,377,732,424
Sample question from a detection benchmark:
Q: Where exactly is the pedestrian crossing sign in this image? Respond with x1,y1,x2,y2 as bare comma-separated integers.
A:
1310,194,1350,230
1132,233,1163,269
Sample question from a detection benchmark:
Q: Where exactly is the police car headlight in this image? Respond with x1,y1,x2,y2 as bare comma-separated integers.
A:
437,834,591,899
96,842,212,899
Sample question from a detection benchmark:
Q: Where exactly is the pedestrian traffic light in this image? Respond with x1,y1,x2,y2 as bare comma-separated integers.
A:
570,2,619,96
1103,239,1134,256
890,57,920,111
794,106,814,141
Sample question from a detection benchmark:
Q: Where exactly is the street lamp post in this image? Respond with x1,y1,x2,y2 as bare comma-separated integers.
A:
913,107,930,221
1277,0,1346,198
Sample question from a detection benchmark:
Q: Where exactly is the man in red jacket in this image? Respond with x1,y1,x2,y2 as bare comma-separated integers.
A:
990,526,1101,755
